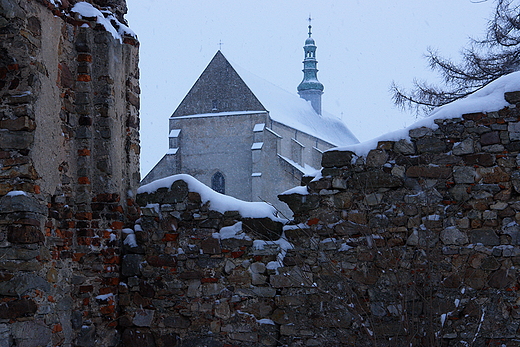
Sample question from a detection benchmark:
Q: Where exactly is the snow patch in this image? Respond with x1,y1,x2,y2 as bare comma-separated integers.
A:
122,228,138,247
71,2,136,43
212,222,251,241
253,123,265,132
332,71,520,158
95,293,114,300
253,233,294,273
278,154,318,176
6,190,27,197
280,185,309,196
138,174,283,221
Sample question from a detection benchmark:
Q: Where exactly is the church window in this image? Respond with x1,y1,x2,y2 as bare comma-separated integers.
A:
212,171,225,194
212,99,218,111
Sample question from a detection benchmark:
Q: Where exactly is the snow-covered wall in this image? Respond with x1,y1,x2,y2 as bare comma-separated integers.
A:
0,1,139,346
278,82,520,345
130,81,520,347
3,0,520,345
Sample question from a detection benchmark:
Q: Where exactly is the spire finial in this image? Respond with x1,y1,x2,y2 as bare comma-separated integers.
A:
218,40,223,51
298,16,323,114
308,15,312,37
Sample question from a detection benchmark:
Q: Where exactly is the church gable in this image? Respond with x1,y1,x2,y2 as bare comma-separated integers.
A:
171,51,266,117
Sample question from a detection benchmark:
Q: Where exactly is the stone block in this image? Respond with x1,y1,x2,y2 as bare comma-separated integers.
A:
278,192,320,214
165,180,189,203
488,269,514,288
452,138,474,155
409,127,432,138
440,226,468,245
133,309,155,327
202,282,224,296
406,229,439,248
7,225,44,244
512,171,520,194
478,167,510,184
394,139,415,154
214,301,231,319
229,332,258,343
366,150,388,167
505,91,520,104
0,273,49,296
163,315,190,329
251,287,277,298
469,229,500,246
154,333,180,347
406,166,452,179
201,238,221,254
11,320,51,347
0,116,35,131
453,166,476,184
0,299,37,319
349,171,403,189
250,262,266,274
333,191,354,209
321,150,355,168
146,254,177,267
179,337,222,347
0,192,46,214
334,221,369,237
122,254,143,276
480,131,500,145
463,153,495,167
0,324,9,347
416,136,446,153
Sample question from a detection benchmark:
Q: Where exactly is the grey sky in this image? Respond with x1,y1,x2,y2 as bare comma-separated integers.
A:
126,0,495,176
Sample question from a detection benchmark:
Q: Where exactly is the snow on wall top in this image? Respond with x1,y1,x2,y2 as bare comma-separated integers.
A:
137,174,283,221
333,71,520,157
231,62,359,147
71,2,136,43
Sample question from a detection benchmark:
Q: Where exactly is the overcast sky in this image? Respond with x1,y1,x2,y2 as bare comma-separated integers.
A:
126,0,495,177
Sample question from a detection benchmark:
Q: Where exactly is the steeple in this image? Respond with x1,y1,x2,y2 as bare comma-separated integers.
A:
297,17,324,115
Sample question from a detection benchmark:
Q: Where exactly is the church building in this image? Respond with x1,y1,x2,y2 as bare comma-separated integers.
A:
142,24,358,216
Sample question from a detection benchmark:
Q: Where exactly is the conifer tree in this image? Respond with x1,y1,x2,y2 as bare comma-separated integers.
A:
392,0,520,115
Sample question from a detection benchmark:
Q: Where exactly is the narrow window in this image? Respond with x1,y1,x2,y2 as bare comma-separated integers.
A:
212,99,218,111
212,171,225,194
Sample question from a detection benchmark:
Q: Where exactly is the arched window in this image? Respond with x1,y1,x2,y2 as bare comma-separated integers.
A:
211,171,225,194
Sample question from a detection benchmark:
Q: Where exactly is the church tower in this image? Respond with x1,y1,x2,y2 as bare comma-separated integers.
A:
297,18,324,115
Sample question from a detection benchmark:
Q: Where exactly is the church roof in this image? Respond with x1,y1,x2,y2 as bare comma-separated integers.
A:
171,51,358,147
233,61,358,147
171,51,266,117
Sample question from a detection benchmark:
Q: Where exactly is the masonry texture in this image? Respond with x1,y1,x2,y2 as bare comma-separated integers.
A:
4,0,520,346
130,92,520,347
0,0,139,346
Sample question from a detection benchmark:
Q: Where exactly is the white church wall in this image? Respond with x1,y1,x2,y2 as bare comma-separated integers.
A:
255,128,295,217
270,120,336,172
171,112,268,201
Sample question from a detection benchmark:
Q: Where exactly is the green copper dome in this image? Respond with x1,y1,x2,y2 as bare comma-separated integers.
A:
297,22,324,93
297,79,324,92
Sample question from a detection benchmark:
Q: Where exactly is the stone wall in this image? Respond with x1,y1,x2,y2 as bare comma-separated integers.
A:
278,91,520,346
130,91,520,347
4,0,520,346
122,179,285,346
0,1,139,346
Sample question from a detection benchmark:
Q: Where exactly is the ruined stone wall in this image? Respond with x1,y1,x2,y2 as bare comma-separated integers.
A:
131,91,520,347
4,0,520,346
129,179,286,347
0,1,139,346
278,91,520,346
